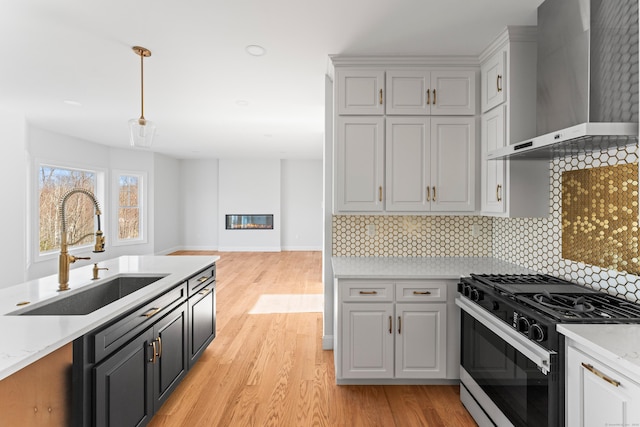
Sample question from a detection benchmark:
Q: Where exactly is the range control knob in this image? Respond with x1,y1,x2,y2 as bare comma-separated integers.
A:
491,301,500,311
517,316,531,333
470,289,481,301
530,324,546,343
463,284,472,297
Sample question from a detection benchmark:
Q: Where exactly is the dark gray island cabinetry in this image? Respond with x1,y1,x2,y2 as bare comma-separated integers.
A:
72,264,216,427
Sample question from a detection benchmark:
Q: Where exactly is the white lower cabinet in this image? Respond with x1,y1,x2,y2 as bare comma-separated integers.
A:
336,279,453,382
566,343,640,426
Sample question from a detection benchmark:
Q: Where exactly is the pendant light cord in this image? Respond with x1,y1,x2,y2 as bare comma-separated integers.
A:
140,51,145,121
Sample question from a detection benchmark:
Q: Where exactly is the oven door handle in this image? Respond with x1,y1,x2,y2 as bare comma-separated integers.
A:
456,297,556,374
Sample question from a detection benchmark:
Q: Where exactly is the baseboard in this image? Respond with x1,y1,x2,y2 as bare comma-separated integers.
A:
322,335,333,350
281,246,323,251
158,245,219,255
217,246,282,252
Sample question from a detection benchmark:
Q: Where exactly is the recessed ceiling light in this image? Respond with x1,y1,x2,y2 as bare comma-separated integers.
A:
236,100,249,107
64,100,82,107
245,45,266,56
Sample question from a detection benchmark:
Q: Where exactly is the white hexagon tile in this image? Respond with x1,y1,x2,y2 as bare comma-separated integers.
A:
333,143,640,303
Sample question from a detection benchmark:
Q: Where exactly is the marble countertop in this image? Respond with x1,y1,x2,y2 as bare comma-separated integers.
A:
332,257,536,279
0,255,219,381
558,324,640,379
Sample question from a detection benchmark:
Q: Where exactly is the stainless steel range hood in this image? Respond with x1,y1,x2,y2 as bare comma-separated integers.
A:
489,0,638,160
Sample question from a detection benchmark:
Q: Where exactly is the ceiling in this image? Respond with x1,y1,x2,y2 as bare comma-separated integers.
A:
0,0,543,160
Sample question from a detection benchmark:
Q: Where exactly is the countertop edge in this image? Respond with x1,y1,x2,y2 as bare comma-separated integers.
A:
558,324,640,379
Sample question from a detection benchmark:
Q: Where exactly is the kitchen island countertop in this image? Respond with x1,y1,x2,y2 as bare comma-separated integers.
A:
0,255,219,381
332,256,536,279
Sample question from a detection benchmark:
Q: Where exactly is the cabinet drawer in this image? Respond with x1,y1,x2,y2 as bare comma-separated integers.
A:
340,281,394,302
187,265,216,296
395,281,448,302
92,283,187,363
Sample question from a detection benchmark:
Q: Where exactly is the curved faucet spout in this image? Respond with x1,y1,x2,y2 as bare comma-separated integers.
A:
58,188,106,291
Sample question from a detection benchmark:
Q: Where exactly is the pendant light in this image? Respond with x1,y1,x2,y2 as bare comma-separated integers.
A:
129,46,156,148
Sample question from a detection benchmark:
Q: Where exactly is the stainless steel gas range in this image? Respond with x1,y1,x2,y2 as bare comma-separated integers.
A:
455,274,640,427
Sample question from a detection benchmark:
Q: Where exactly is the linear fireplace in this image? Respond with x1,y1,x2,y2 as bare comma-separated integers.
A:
225,214,274,230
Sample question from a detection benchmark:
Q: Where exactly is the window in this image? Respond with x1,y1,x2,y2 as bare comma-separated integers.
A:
38,165,98,254
113,171,146,244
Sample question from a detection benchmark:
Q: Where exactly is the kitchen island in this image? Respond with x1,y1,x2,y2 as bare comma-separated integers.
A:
0,255,218,426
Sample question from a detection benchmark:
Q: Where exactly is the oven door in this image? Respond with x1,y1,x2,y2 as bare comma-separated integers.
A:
456,297,559,427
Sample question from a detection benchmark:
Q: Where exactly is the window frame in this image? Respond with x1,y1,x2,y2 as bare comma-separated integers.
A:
32,158,107,263
111,169,148,246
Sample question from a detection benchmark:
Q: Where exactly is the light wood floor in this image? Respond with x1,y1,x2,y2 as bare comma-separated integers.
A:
149,251,477,427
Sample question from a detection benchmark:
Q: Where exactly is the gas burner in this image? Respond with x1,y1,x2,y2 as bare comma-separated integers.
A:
533,290,595,314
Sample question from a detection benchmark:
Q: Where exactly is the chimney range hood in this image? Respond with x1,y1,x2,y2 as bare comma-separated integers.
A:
488,0,638,160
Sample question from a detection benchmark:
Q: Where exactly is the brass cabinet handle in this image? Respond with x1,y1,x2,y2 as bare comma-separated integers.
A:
156,337,162,358
432,186,436,202
388,316,392,334
433,89,436,105
496,184,502,202
398,316,401,334
426,89,430,105
581,363,621,387
198,276,209,283
149,341,157,363
199,287,211,296
413,291,431,295
497,75,502,92
379,186,382,202
426,186,431,202
142,307,161,318
379,89,383,105
359,290,378,295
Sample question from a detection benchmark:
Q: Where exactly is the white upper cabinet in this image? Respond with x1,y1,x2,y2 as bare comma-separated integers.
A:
481,105,506,213
331,57,479,214
430,117,476,212
430,70,476,116
335,117,385,212
385,117,476,212
336,69,385,115
479,27,548,218
481,49,506,113
386,70,476,116
385,117,430,211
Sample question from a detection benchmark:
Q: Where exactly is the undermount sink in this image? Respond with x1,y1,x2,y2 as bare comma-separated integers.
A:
13,275,166,316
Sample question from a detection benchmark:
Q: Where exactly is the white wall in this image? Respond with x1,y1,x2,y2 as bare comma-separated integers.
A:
26,127,156,280
154,153,182,254
0,108,28,288
181,159,219,250
218,159,281,251
281,159,323,250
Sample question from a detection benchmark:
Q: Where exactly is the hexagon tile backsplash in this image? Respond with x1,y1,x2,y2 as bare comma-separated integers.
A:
332,143,640,303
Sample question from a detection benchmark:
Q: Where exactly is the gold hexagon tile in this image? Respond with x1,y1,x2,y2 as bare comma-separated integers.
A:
562,163,639,274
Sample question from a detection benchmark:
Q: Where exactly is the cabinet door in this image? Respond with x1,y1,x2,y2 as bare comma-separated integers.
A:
341,303,394,379
567,346,640,427
94,330,154,427
395,303,447,379
335,117,385,212
189,285,216,367
430,117,476,212
385,117,430,211
152,303,188,411
481,49,506,113
386,70,430,115
336,69,385,115
430,70,476,116
481,105,506,213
